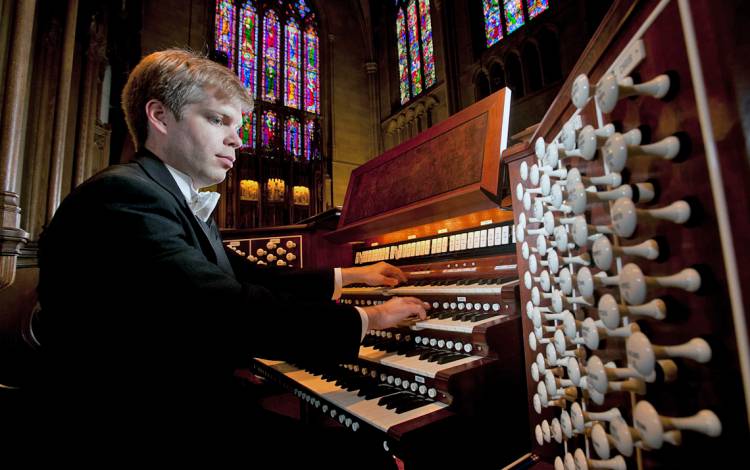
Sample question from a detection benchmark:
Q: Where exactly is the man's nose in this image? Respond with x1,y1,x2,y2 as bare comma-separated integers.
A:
227,128,242,148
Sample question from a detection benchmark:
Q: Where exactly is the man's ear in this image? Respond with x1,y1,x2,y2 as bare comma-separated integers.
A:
145,99,170,136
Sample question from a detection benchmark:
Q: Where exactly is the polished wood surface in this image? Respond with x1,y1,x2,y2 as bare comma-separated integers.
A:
327,89,511,243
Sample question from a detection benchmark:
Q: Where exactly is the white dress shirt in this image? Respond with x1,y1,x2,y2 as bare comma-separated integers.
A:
165,164,369,339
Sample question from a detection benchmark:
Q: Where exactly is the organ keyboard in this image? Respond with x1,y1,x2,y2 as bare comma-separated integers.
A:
244,89,532,468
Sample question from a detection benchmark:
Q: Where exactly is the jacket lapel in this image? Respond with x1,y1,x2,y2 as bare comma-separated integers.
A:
134,152,234,277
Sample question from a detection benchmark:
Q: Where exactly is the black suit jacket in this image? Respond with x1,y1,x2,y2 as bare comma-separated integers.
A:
32,152,361,445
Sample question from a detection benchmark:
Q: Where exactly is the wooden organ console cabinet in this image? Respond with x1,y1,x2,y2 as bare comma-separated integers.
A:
505,0,750,468
221,208,350,270
244,90,536,468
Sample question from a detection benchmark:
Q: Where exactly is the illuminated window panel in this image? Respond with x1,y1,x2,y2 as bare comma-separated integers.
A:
214,0,236,68
418,0,435,88
262,110,278,148
503,0,525,34
240,179,260,201
406,0,422,96
262,10,280,101
238,1,258,96
396,8,410,104
285,19,301,108
304,119,315,160
293,186,310,206
297,0,310,17
239,111,255,150
483,0,503,47
285,116,301,158
527,0,549,19
303,24,319,113
267,178,286,202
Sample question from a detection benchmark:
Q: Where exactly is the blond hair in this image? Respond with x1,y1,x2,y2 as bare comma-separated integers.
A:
121,48,253,151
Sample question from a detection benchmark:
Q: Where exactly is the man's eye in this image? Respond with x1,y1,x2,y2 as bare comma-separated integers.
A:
209,116,222,125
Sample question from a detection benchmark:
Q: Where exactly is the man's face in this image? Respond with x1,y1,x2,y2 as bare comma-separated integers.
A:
163,89,243,188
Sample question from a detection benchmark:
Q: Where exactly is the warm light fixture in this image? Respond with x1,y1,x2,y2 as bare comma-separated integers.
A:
240,179,259,201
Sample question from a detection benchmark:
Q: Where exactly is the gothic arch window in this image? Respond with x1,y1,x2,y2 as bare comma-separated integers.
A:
395,0,436,105
483,0,549,48
489,62,506,91
538,27,562,85
521,41,542,92
475,71,490,100
505,52,524,98
213,0,320,160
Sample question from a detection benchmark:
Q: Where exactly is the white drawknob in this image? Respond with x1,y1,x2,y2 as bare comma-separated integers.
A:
611,198,691,238
608,417,637,457
576,266,618,297
592,236,660,271
577,125,641,161
520,161,529,181
596,182,656,203
556,267,575,295
619,263,701,305
603,133,680,173
571,216,611,247
633,400,721,449
571,74,592,109
586,354,643,393
566,168,622,194
626,331,712,378
590,423,613,459
534,137,547,161
597,293,666,330
596,72,671,113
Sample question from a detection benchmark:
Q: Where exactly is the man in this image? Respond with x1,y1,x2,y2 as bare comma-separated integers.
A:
30,49,426,464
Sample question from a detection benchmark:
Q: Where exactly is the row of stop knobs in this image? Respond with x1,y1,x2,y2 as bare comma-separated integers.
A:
516,66,721,469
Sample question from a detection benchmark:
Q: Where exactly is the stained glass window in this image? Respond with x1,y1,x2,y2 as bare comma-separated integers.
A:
297,0,310,17
483,0,503,47
395,0,435,104
214,1,321,159
262,10,280,101
285,18,301,108
215,0,236,68
303,23,319,113
483,1,551,49
238,1,258,94
396,9,410,104
239,111,255,149
304,119,316,160
504,0,525,34
419,0,435,88
262,110,278,148
527,0,549,19
285,116,301,157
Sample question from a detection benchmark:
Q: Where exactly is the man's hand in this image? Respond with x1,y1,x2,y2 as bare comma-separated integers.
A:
362,297,429,330
341,261,407,287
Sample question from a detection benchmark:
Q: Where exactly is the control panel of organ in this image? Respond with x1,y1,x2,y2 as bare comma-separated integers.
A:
507,2,750,468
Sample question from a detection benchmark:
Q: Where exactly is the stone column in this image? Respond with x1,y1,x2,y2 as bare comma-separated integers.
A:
0,0,36,289
364,61,382,158
46,0,79,222
74,15,107,187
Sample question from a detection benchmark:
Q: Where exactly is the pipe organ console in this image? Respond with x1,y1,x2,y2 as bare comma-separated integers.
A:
243,90,536,468
504,0,750,468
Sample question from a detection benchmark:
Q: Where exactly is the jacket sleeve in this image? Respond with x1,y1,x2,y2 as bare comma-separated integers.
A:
225,247,338,302
37,172,362,367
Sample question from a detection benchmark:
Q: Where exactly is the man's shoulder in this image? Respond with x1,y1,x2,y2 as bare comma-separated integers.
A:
86,161,153,188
